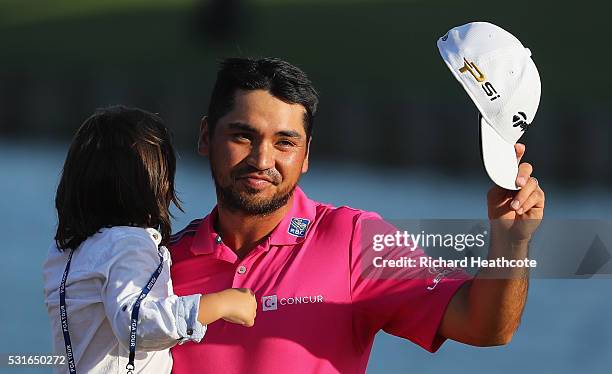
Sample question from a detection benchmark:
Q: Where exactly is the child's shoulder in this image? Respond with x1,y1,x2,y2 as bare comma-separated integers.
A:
96,226,154,243
71,227,163,273
82,226,159,261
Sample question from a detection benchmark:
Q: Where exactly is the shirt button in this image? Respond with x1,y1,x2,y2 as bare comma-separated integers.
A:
237,265,247,274
186,328,193,336
215,235,222,244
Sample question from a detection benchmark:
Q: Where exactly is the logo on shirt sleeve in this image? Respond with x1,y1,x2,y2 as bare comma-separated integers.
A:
288,217,310,237
426,266,458,291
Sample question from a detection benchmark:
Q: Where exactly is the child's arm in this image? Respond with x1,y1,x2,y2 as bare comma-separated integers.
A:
99,233,256,352
198,288,257,327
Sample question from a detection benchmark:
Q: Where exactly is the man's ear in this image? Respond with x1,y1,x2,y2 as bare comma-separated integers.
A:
301,137,312,174
198,116,210,156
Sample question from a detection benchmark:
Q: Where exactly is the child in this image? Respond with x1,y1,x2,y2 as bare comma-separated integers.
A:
43,106,257,373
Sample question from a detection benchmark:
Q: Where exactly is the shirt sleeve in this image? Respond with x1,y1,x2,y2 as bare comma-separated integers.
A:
99,234,206,351
349,213,472,353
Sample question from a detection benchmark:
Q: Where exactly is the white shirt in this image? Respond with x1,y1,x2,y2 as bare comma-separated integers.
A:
43,226,206,374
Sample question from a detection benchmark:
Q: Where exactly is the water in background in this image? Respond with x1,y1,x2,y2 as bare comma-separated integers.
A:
1,141,610,374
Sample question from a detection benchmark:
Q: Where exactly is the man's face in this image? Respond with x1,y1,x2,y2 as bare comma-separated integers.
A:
199,89,310,215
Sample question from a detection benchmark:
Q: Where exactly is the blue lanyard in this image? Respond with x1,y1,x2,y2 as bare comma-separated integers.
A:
59,248,164,374
59,249,77,374
126,250,163,374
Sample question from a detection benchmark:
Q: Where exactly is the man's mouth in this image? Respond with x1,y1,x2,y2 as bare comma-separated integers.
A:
236,174,278,189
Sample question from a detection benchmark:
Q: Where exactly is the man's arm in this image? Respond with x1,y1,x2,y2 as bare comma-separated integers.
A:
439,237,530,346
439,143,545,346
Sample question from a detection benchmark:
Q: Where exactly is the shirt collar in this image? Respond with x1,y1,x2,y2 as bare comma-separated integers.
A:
190,207,221,256
189,186,317,256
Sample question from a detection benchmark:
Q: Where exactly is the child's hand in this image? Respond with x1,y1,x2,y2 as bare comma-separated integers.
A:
198,288,257,327
218,288,257,327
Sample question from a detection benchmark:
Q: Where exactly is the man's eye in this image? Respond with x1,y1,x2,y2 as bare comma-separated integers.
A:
232,133,250,141
277,140,295,147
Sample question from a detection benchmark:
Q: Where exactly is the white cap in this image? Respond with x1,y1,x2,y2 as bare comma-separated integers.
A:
437,22,541,190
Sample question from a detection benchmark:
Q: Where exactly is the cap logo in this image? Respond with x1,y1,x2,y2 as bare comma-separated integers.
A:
459,58,500,102
288,217,310,237
512,112,530,131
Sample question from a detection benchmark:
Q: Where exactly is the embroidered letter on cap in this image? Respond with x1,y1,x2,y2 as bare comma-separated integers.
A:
459,58,486,82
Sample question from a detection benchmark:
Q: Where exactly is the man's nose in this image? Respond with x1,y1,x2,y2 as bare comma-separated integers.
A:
246,141,275,171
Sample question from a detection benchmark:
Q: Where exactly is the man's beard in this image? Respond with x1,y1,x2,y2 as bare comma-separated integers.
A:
210,159,297,216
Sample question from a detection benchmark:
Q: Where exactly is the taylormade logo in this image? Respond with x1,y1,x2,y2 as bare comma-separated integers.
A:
512,112,530,131
459,58,501,102
262,294,324,311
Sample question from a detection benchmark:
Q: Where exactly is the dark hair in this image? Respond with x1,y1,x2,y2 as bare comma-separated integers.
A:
54,105,181,250
207,57,319,139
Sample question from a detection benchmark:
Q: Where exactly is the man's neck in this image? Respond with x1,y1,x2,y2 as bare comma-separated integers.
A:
216,195,293,259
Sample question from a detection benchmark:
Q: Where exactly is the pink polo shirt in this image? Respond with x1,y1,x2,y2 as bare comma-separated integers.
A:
169,187,471,374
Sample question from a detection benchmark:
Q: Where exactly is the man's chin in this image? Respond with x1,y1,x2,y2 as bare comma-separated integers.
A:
236,192,282,209
239,185,274,196
218,184,296,216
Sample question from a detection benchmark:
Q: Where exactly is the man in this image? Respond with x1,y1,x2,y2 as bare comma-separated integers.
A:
169,57,545,373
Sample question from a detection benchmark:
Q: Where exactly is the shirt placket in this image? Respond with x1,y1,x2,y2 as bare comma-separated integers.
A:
211,234,270,287
212,234,270,331
232,244,270,288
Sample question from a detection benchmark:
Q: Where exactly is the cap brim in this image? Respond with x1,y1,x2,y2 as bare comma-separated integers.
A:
479,114,520,190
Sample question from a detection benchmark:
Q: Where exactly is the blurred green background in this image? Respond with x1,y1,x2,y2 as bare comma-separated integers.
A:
1,0,610,186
